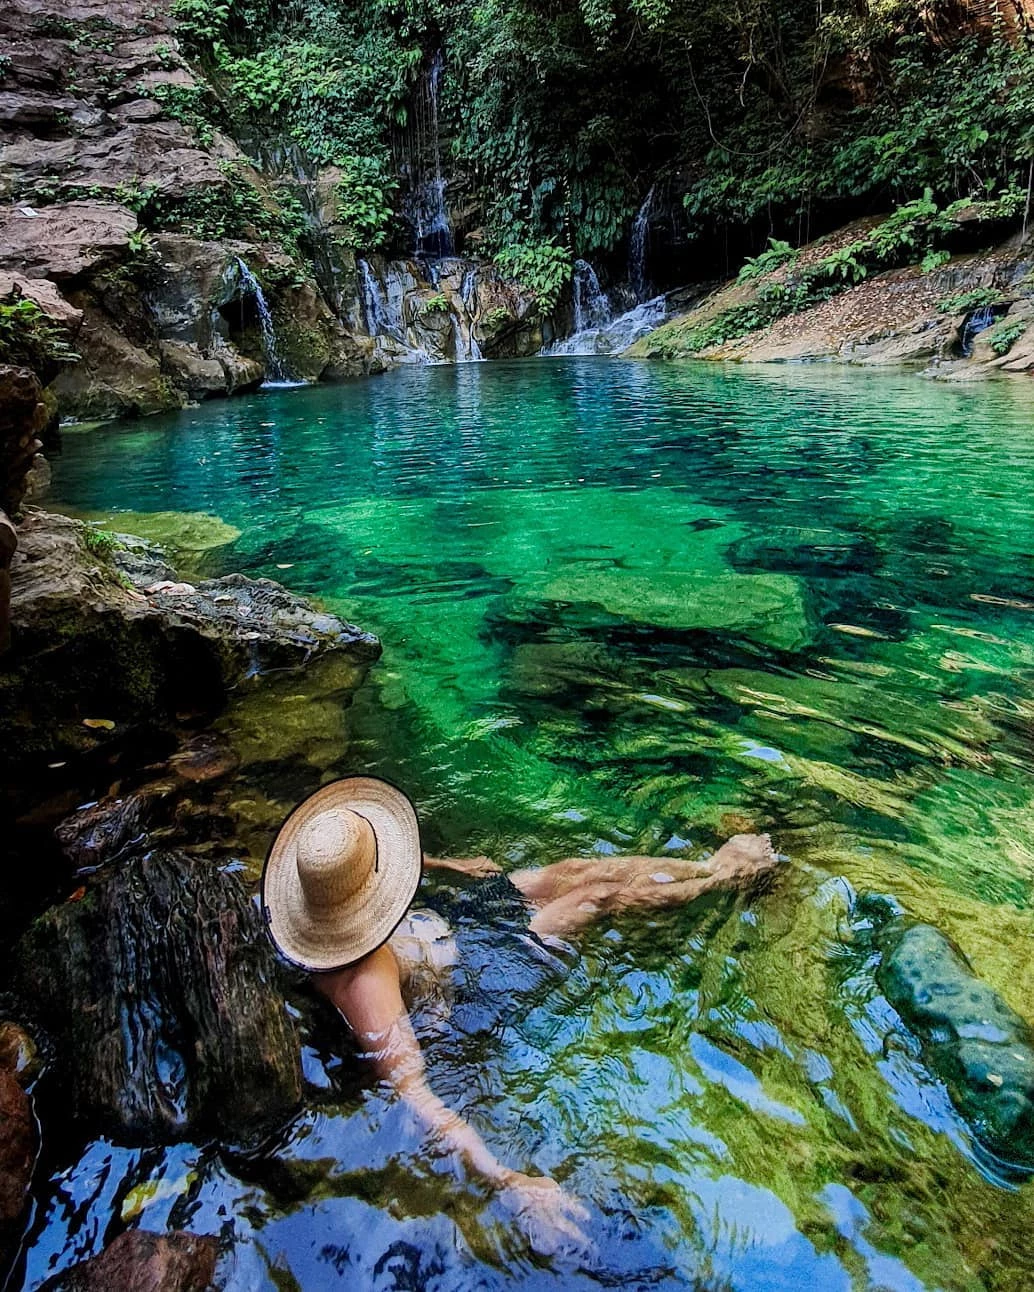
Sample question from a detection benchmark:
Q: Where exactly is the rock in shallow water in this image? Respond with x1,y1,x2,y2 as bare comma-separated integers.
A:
41,1229,219,1292
16,849,301,1145
0,509,379,764
877,919,1034,1167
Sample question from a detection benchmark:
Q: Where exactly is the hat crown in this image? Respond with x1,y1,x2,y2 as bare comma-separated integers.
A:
295,808,376,911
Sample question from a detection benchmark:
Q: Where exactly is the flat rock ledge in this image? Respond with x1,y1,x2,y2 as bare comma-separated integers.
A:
0,508,380,763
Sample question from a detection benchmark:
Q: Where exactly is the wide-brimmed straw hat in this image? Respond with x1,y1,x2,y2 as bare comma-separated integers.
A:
261,776,422,971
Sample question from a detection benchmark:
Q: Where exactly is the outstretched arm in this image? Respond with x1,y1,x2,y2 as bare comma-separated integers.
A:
422,853,502,878
312,946,588,1253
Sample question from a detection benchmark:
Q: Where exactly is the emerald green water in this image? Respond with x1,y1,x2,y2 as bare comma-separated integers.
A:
28,361,1034,1288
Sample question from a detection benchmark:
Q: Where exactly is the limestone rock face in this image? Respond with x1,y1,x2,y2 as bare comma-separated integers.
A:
0,0,380,419
0,509,380,762
0,203,138,280
42,1230,219,1292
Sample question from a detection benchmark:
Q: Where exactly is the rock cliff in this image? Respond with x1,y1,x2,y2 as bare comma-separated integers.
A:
0,0,380,421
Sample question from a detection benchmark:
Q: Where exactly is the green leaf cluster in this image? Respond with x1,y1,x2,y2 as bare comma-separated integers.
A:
493,241,572,313
0,297,78,369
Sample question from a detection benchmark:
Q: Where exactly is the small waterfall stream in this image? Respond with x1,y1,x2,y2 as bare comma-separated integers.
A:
459,265,483,361
235,258,293,384
397,50,454,257
629,185,655,302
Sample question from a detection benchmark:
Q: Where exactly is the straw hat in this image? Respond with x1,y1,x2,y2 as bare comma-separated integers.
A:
261,777,422,971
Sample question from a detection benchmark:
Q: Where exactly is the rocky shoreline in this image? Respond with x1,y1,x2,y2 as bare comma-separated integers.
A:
0,389,382,1282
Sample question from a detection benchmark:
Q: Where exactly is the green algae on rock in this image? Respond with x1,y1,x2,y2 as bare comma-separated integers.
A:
81,508,242,554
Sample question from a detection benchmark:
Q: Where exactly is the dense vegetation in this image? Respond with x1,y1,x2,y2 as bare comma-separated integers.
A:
171,0,1034,283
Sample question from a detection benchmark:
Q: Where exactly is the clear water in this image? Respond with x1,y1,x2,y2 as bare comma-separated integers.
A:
24,360,1034,1289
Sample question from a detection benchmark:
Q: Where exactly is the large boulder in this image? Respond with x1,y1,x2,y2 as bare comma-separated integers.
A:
0,509,380,763
17,848,301,1145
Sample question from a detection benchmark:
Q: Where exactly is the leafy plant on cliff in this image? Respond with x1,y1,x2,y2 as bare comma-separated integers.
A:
989,319,1027,356
334,156,397,249
0,297,78,369
419,293,450,315
494,241,572,313
737,239,798,283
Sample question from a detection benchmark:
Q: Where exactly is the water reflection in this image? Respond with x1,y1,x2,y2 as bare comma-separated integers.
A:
26,360,1034,1288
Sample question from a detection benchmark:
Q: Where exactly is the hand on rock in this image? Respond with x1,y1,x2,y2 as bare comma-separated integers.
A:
497,1172,591,1258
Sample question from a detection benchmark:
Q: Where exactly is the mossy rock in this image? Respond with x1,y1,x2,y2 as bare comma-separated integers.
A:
85,508,241,554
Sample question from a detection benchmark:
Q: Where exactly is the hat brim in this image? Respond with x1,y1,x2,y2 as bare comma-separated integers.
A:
261,777,423,971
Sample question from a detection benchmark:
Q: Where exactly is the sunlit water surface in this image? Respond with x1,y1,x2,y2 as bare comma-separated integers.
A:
24,360,1034,1290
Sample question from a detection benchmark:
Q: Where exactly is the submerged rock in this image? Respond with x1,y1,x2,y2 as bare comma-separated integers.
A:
17,849,301,1145
877,918,1034,1166
41,1229,219,1292
0,509,379,764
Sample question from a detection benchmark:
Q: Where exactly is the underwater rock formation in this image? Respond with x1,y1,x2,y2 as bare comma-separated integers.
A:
877,918,1034,1167
16,848,301,1145
0,509,380,765
40,1230,219,1292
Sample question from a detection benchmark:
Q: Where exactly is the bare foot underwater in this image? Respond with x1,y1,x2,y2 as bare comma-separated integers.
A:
262,777,779,1259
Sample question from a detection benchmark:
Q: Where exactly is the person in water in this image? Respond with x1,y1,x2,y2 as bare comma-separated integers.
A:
261,776,778,1255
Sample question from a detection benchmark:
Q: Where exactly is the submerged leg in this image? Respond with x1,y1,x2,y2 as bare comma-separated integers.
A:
524,834,778,939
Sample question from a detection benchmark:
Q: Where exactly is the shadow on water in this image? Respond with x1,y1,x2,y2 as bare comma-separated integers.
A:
18,360,1034,1289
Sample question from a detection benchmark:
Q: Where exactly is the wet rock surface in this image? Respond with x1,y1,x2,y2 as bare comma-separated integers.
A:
41,1229,219,1292
16,848,302,1145
877,918,1034,1166
0,1066,36,1226
0,509,380,764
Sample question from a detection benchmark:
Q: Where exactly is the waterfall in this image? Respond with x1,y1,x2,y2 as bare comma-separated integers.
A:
544,289,669,357
629,185,655,302
397,49,454,257
358,258,387,337
459,265,483,361
959,305,999,356
235,258,292,383
572,260,612,333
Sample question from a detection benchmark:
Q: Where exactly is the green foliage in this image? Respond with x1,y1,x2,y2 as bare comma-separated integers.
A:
921,249,951,273
334,156,397,249
493,241,572,313
170,0,1034,269
420,292,450,314
989,319,1027,357
937,289,1001,315
737,239,798,283
83,527,121,559
0,296,78,369
142,81,218,147
136,165,305,252
172,0,231,45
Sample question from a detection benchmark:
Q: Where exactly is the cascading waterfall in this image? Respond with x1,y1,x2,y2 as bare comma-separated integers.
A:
544,259,669,356
235,258,292,383
629,185,655,301
572,260,613,333
398,50,454,257
358,259,388,337
459,265,483,361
